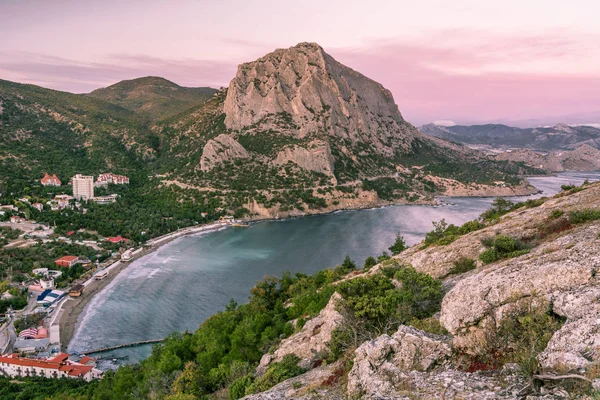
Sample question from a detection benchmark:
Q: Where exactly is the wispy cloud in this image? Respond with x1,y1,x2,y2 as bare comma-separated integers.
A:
329,30,600,125
0,52,236,93
1,29,599,126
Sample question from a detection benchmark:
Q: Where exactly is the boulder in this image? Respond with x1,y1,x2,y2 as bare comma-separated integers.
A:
347,325,451,398
439,224,599,335
199,134,249,171
257,292,344,373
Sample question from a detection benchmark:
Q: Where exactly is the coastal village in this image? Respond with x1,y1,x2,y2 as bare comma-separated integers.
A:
0,173,132,381
0,172,244,381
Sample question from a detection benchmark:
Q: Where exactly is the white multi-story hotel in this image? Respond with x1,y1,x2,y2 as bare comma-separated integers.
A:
72,174,94,201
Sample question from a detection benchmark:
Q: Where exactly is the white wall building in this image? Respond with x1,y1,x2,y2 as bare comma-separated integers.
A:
0,354,102,381
72,174,94,201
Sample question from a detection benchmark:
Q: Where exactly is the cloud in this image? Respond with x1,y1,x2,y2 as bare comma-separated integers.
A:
328,30,600,125
0,51,236,93
432,120,456,127
1,29,599,126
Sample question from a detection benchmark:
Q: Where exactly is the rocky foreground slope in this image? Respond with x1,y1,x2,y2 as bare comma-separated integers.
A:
243,182,600,399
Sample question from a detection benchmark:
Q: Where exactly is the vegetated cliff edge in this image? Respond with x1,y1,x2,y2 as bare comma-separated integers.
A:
241,181,600,399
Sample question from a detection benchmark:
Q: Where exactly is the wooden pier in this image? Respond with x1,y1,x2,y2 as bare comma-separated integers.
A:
84,338,164,354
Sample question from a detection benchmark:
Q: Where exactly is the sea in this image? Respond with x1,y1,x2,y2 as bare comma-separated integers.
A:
67,171,600,368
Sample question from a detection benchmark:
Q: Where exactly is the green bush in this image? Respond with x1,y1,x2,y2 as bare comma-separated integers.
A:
363,256,377,270
424,219,485,247
468,299,564,376
550,209,564,219
478,235,529,264
448,257,476,275
388,233,407,255
245,355,306,395
229,375,253,400
569,209,600,224
478,248,500,264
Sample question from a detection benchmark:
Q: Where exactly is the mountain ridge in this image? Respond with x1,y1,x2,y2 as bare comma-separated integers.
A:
1,42,541,219
88,76,218,120
420,122,600,150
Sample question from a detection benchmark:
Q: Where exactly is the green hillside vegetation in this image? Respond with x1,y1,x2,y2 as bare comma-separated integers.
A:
88,76,217,120
1,77,543,243
0,252,442,400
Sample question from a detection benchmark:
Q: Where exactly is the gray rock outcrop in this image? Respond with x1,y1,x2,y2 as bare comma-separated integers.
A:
274,140,335,178
199,134,249,171
223,42,415,154
257,292,344,373
347,325,451,398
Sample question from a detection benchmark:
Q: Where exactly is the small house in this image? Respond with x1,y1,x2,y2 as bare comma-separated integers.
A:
69,284,84,297
55,256,79,268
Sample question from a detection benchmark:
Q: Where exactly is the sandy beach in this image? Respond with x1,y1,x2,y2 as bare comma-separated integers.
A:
58,221,229,352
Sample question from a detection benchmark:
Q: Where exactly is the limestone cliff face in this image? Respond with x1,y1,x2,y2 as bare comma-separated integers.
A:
495,144,600,172
223,42,415,153
274,140,335,179
199,134,249,171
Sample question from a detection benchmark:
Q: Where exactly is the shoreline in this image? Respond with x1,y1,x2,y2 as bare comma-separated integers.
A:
56,178,549,353
59,222,229,352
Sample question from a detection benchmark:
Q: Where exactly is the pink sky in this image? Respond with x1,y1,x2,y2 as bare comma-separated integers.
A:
1,0,599,126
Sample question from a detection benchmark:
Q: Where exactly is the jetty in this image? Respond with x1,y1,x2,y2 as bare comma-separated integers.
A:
84,338,164,354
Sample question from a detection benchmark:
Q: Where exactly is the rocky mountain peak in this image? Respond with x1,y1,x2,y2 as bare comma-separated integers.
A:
223,42,406,144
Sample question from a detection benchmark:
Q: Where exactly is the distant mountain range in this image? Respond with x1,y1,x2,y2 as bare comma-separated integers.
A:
419,123,600,151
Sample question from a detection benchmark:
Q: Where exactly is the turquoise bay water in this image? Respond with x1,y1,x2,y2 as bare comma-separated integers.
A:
68,172,600,367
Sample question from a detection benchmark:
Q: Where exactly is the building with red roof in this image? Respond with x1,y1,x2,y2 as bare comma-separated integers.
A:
107,235,128,244
41,173,61,187
55,256,79,268
0,354,101,381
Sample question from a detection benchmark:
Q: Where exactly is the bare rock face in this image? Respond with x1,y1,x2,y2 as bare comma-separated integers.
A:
223,42,414,153
347,325,451,398
538,286,600,371
257,292,344,373
199,133,249,171
275,139,335,179
436,222,600,373
439,228,597,335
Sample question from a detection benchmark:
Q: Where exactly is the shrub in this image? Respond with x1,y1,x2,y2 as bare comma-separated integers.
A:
550,210,564,219
449,257,476,275
363,256,377,270
480,198,515,221
569,209,600,224
479,248,500,264
424,219,485,247
478,235,530,264
388,233,407,255
538,215,573,238
466,299,565,377
245,355,306,395
229,375,253,399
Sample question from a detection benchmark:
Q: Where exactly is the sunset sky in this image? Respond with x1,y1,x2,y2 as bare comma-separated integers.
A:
1,0,599,126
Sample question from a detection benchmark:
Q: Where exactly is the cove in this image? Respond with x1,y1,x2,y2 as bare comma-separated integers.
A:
68,171,600,367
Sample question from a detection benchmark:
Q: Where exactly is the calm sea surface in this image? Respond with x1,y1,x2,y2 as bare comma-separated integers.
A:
68,171,600,367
